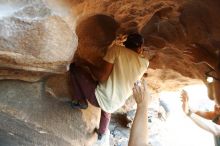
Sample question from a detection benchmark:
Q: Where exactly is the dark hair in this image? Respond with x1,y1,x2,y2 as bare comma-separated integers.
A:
123,33,144,51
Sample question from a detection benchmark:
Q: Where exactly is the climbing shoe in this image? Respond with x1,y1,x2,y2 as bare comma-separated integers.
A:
94,128,103,140
70,100,88,109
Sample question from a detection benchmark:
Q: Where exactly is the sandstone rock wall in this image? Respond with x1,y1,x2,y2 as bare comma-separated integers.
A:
1,0,219,83
0,80,99,146
0,0,220,145
0,0,77,81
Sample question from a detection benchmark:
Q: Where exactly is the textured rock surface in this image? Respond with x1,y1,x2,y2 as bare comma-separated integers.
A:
0,0,219,82
0,0,220,145
0,80,99,146
0,0,77,81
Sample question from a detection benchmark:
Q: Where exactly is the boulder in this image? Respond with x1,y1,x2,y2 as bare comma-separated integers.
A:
0,1,77,81
0,80,99,146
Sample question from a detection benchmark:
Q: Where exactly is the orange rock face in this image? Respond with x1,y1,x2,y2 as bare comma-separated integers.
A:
1,0,217,101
